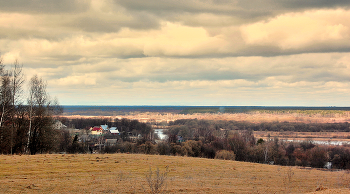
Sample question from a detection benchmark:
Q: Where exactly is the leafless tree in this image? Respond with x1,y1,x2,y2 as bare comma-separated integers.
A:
9,60,24,154
0,69,11,128
0,57,60,154
0,59,12,153
26,75,62,154
27,75,54,154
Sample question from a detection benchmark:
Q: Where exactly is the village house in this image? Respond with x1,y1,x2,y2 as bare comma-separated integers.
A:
101,124,109,131
90,126,103,135
104,127,120,146
53,120,67,130
105,139,118,146
109,127,119,135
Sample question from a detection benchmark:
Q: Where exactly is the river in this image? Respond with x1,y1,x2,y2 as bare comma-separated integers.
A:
154,129,168,140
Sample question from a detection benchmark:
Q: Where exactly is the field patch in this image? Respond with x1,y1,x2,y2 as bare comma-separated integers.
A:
1,154,349,193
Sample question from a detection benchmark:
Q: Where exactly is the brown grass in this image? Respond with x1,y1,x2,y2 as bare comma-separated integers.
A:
1,153,349,193
62,110,350,125
254,131,350,143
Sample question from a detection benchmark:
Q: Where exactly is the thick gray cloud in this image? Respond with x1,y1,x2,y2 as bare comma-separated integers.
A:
274,0,350,10
0,0,90,13
117,0,350,21
1,0,350,106
63,10,160,33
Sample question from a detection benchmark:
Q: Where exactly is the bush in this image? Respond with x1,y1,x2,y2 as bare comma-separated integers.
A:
228,133,247,161
182,140,202,157
104,145,118,153
201,143,216,159
142,167,168,194
293,148,309,167
309,146,328,168
170,143,183,156
215,150,235,160
139,141,155,154
118,142,136,153
157,142,170,155
329,147,350,169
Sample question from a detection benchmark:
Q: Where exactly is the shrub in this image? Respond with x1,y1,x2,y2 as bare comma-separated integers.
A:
139,141,155,154
157,142,170,155
329,147,350,169
309,146,328,168
246,144,265,163
103,145,118,153
215,150,235,160
170,143,183,156
182,140,202,157
142,167,168,194
201,143,216,159
119,142,136,153
257,138,265,145
293,148,309,167
228,133,247,161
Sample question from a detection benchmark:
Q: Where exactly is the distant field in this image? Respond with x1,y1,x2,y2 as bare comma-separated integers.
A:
1,154,350,193
61,106,350,124
62,106,350,117
254,131,350,144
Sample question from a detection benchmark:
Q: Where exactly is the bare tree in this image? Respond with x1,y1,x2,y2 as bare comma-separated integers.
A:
0,69,11,128
0,57,61,155
26,78,34,154
27,75,47,154
26,75,61,154
0,64,12,153
10,60,24,154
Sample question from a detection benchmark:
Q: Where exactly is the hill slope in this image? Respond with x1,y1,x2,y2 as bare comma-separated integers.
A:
0,154,349,193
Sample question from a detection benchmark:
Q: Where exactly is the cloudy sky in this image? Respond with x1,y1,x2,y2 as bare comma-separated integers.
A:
0,0,350,106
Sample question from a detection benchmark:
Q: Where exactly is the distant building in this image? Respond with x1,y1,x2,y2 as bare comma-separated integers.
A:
177,135,184,143
101,124,109,131
109,127,120,135
53,120,67,130
90,126,103,135
105,139,118,146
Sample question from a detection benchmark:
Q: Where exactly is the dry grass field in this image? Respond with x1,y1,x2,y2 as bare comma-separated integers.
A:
254,131,350,144
1,153,350,193
62,110,350,124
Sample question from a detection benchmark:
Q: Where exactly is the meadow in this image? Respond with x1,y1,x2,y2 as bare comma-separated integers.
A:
254,131,350,143
1,153,350,193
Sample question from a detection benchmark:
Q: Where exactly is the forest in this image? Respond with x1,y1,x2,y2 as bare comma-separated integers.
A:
0,59,61,155
59,117,350,170
168,119,350,132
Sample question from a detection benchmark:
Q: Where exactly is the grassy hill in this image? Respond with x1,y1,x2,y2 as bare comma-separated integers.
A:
0,153,349,193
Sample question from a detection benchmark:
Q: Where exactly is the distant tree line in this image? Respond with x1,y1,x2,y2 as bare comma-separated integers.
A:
180,107,350,115
0,59,62,155
99,119,350,170
59,117,112,129
169,119,350,132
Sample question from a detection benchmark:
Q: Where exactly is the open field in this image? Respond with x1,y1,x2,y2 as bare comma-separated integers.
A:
1,154,350,193
62,111,350,124
254,131,350,144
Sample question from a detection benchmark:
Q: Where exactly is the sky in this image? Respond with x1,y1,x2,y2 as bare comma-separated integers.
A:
0,0,350,106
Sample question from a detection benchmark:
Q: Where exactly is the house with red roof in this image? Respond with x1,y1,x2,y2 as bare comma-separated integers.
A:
90,126,103,135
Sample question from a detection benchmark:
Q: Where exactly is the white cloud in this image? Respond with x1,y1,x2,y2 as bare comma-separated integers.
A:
56,75,97,86
1,1,350,106
240,9,350,50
